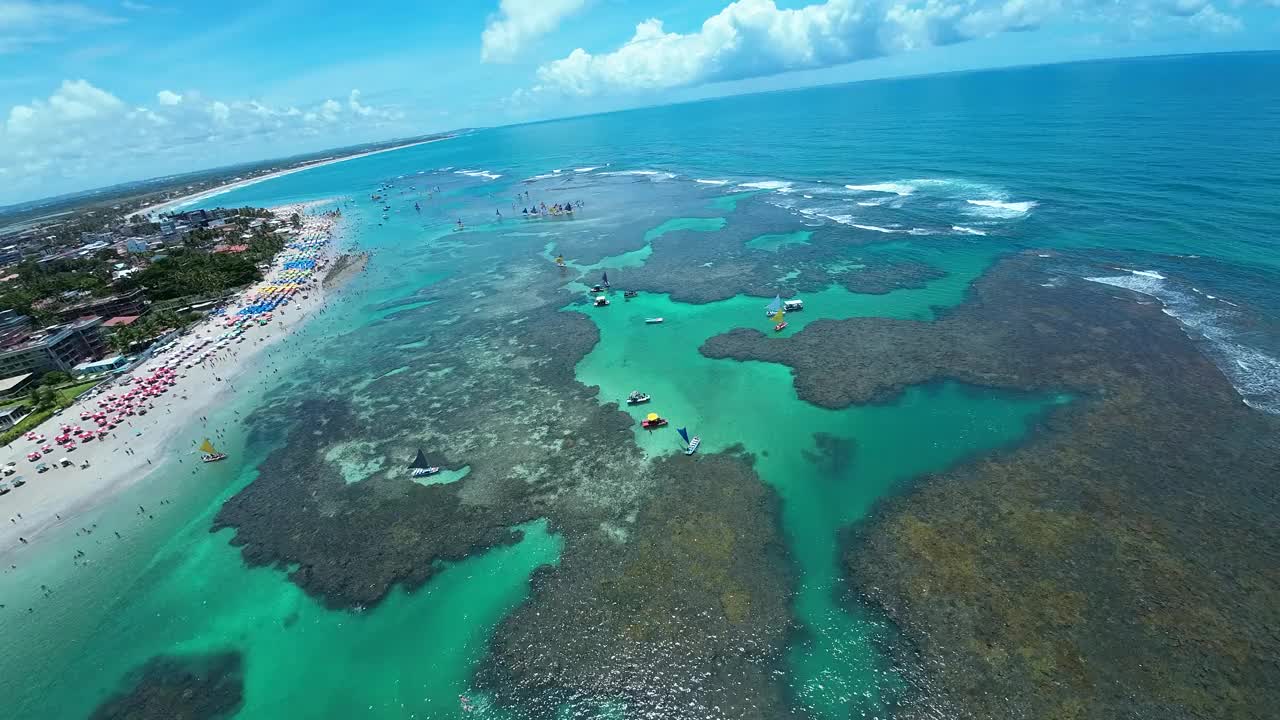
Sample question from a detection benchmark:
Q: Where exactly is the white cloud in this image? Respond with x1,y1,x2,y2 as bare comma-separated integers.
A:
528,0,1057,96
0,1,121,54
0,80,408,203
7,79,124,133
525,0,1259,97
481,0,587,63
1187,3,1244,31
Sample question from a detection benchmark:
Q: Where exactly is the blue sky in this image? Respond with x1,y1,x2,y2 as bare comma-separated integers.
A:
1,0,1278,205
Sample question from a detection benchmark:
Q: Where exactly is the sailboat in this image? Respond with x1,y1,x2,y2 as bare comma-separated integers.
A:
678,427,701,455
199,438,227,463
772,309,787,332
765,294,782,317
602,271,610,289
409,448,440,477
555,254,566,267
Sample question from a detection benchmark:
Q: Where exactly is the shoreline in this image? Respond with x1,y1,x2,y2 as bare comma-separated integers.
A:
128,136,454,219
0,201,356,552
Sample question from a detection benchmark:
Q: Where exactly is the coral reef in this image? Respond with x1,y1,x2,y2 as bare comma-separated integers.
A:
704,252,1280,718
88,651,243,720
479,452,795,720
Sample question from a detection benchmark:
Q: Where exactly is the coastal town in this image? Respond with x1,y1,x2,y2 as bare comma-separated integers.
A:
0,199,345,545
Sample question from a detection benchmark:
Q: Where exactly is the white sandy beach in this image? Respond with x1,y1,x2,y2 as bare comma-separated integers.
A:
0,204,352,550
128,136,452,220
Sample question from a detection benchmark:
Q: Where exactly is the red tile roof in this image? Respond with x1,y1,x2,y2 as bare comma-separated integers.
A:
103,315,140,327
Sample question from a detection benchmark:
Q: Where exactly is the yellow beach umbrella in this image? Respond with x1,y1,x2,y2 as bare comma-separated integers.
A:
646,413,659,422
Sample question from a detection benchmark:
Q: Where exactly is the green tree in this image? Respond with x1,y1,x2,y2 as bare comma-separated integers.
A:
40,370,71,386
290,212,302,229
28,385,58,409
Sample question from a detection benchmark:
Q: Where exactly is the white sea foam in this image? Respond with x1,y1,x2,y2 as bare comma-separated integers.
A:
1127,269,1166,280
850,223,901,233
601,169,676,179
845,182,917,196
695,179,729,185
856,198,891,207
574,166,601,172
526,172,559,181
738,180,793,191
456,169,502,180
965,199,1037,216
952,225,988,236
1085,272,1280,414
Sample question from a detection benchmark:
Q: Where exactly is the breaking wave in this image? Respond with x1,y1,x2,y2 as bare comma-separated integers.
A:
456,169,502,180
1085,270,1280,414
695,179,730,185
738,180,794,191
574,166,601,172
965,199,1037,217
952,225,988,236
845,182,916,196
600,169,676,179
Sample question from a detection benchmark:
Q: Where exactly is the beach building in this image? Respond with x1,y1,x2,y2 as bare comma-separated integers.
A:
73,355,130,378
0,309,33,345
55,288,147,323
102,316,140,329
0,405,29,431
0,372,35,401
80,231,115,245
0,244,22,267
0,317,107,377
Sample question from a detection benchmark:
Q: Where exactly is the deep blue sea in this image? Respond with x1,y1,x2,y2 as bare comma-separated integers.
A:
3,51,1279,720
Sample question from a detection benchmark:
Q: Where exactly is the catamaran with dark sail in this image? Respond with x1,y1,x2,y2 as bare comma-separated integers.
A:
678,427,700,455
409,448,440,477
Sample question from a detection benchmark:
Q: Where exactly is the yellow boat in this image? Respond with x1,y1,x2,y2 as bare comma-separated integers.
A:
199,438,227,463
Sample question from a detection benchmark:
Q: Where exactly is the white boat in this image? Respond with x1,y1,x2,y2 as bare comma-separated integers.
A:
678,427,700,455
645,317,664,324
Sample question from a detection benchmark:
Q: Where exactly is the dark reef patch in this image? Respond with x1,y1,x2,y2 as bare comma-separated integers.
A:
706,251,1280,718
478,451,795,720
214,241,655,611
602,200,948,304
839,259,946,295
212,397,537,610
88,651,243,720
802,432,857,478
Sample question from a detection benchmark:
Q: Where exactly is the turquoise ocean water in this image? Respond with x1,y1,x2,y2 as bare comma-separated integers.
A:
2,52,1278,719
